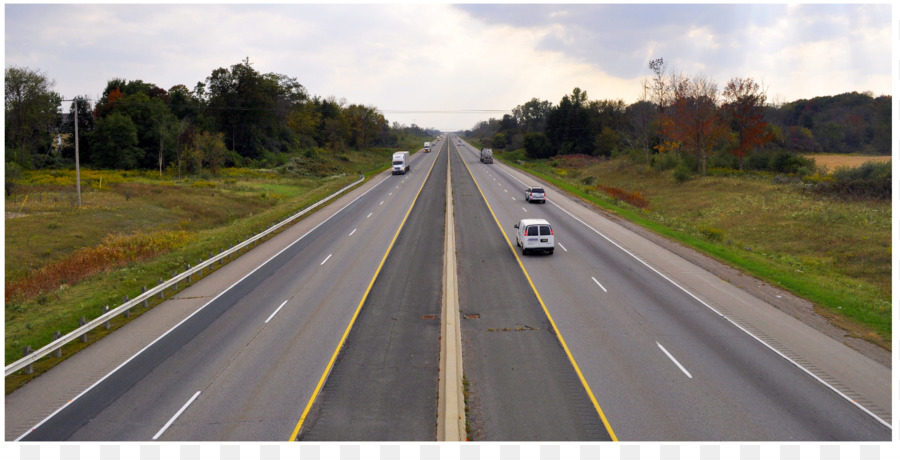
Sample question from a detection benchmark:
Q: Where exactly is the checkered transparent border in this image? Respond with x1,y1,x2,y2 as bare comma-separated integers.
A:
5,442,897,460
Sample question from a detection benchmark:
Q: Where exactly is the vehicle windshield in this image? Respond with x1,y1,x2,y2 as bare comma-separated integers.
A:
393,160,403,165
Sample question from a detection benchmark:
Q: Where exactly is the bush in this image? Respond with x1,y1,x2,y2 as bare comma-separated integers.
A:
673,164,692,183
652,152,679,172
812,161,891,200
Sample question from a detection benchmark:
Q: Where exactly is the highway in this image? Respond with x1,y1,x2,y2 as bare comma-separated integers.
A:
15,144,442,441
450,136,890,441
7,135,891,442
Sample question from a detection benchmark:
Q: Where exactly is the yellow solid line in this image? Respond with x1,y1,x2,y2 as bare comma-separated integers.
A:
453,146,619,442
288,148,444,441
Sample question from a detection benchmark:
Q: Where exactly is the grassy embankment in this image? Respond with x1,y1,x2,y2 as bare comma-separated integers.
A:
491,148,891,349
5,144,420,390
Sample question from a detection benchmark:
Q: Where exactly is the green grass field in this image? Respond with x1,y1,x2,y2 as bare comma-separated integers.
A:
496,151,891,348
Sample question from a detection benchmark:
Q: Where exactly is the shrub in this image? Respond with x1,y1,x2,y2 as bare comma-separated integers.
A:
595,184,650,209
812,161,891,200
699,226,724,241
673,164,692,182
652,152,679,172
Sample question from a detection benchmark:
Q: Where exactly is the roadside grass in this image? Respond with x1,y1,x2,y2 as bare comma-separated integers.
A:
4,146,403,378
495,150,891,348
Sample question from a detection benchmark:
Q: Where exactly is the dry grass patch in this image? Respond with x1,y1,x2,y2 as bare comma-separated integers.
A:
807,154,890,172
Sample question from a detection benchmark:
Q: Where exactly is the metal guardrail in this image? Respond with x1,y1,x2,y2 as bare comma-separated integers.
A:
5,175,365,377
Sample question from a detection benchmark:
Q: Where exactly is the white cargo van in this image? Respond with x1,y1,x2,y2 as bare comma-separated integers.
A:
391,151,410,175
514,218,554,255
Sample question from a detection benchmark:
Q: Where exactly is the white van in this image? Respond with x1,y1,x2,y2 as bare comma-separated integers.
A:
514,218,555,255
392,151,410,175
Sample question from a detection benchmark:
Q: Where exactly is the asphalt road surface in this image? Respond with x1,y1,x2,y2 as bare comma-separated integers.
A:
451,136,890,441
297,138,447,441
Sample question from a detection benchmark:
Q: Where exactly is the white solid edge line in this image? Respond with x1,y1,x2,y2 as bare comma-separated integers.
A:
491,161,893,430
265,300,289,324
591,276,608,293
657,342,693,379
15,174,393,441
153,390,201,440
320,254,332,266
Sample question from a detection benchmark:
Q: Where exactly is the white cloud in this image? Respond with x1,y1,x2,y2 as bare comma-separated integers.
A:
4,3,892,131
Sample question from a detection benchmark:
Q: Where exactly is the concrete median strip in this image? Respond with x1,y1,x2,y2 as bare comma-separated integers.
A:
437,146,466,441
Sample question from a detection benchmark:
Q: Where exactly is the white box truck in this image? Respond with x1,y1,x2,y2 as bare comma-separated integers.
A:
392,151,410,175
424,142,431,153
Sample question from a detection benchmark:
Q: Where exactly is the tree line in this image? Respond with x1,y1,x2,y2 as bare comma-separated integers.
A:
465,58,891,176
5,58,438,174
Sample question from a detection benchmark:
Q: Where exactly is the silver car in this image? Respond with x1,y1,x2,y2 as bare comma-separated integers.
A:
524,186,546,203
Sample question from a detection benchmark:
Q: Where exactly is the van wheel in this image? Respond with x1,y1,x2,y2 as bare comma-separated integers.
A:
548,249,554,255
522,247,528,255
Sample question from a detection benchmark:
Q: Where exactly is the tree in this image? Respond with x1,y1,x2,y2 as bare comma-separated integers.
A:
722,77,772,170
545,87,592,156
660,74,727,175
512,98,552,133
626,100,656,163
5,66,62,167
344,104,384,149
195,131,229,173
91,112,142,169
204,58,308,158
523,132,553,159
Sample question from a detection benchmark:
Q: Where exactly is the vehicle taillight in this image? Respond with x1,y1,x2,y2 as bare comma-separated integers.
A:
551,229,554,235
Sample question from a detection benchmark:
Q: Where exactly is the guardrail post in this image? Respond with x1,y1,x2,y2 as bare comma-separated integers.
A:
52,332,62,358
187,264,192,283
198,259,203,275
141,287,148,308
158,279,164,299
123,295,130,318
103,306,111,330
23,346,33,374
173,271,178,289
78,317,87,342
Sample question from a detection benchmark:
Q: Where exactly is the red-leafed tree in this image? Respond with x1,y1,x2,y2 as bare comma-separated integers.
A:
660,74,728,175
722,77,773,170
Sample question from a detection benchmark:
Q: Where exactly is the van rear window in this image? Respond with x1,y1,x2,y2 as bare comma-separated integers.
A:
539,225,552,236
525,226,539,236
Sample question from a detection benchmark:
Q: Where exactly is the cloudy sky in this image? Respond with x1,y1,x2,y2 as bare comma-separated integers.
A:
4,2,894,131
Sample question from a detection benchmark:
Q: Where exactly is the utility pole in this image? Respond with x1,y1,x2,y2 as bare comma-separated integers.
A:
74,98,81,207
63,97,90,207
